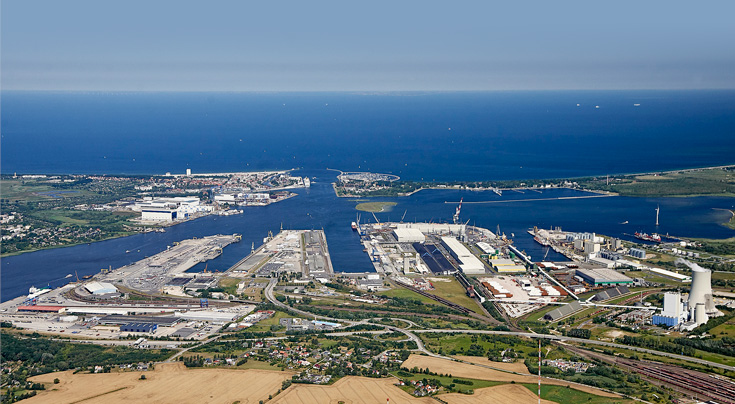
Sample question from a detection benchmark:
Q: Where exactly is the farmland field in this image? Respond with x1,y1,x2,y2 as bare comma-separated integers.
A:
25,363,292,404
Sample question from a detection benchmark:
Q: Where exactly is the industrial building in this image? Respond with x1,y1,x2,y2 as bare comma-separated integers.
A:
84,281,118,296
475,242,497,255
441,236,486,275
392,228,426,243
652,291,684,326
98,315,179,327
575,268,633,286
544,300,583,321
135,196,213,222
648,267,692,283
489,258,526,273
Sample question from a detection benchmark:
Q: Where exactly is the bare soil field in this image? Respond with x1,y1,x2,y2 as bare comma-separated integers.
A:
271,376,434,404
402,355,619,398
452,355,531,374
442,384,556,404
26,362,292,404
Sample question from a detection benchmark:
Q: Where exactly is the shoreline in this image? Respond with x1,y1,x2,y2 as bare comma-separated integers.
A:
332,164,735,199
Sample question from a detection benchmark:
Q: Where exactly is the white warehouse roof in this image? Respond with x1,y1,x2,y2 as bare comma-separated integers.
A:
393,228,425,243
85,281,118,295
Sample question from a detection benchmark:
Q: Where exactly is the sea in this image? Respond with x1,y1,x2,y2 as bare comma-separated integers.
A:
2,90,734,301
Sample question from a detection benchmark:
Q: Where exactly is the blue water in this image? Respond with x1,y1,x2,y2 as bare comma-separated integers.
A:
2,169,734,301
2,91,735,180
1,91,734,301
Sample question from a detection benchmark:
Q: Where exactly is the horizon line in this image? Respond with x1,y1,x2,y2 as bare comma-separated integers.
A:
3,88,735,94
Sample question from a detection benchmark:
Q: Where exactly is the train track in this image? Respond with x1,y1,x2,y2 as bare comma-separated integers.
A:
565,344,735,403
618,358,735,404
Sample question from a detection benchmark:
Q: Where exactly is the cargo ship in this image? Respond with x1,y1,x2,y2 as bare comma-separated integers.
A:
634,232,662,243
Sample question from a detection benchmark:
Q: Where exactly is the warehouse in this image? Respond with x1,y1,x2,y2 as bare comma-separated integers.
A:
98,315,179,327
17,305,65,313
575,268,633,286
392,228,425,243
84,281,118,296
490,258,526,273
648,267,692,283
441,237,487,275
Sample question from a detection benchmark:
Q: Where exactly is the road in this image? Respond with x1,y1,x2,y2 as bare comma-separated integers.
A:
263,279,735,372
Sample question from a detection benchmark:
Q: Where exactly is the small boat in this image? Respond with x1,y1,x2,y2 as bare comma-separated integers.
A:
620,221,628,224
126,250,131,253
64,274,72,278
351,221,358,231
82,275,93,280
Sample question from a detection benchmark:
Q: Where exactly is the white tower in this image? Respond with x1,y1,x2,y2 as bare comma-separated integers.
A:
678,259,715,319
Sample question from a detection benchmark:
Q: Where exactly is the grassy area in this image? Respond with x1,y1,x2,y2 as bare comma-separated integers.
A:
523,384,635,404
1,179,89,202
429,278,481,314
236,359,283,371
709,321,735,337
355,201,397,212
218,277,241,296
381,286,441,306
399,372,504,392
579,166,735,197
419,333,542,358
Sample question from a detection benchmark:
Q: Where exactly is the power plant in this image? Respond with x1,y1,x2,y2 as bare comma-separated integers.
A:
653,258,720,329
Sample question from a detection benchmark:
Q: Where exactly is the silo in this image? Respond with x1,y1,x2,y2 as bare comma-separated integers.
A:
694,303,709,326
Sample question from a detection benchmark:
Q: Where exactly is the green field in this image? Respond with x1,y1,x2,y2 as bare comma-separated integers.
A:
0,179,91,202
381,286,441,306
429,278,481,314
523,384,635,404
397,372,504,393
579,166,735,197
355,201,397,212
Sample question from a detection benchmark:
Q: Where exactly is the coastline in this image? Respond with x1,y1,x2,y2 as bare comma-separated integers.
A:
332,164,735,199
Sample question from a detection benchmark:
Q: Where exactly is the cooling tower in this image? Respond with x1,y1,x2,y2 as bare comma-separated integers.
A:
678,259,714,314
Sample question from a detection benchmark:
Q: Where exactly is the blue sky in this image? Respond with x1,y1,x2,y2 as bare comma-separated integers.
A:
2,0,734,91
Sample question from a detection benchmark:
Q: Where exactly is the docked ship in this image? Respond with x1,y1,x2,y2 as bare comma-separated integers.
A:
634,232,662,243
351,222,358,231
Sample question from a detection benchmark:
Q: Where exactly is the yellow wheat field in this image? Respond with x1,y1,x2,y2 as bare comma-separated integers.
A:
442,384,557,404
25,362,293,404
